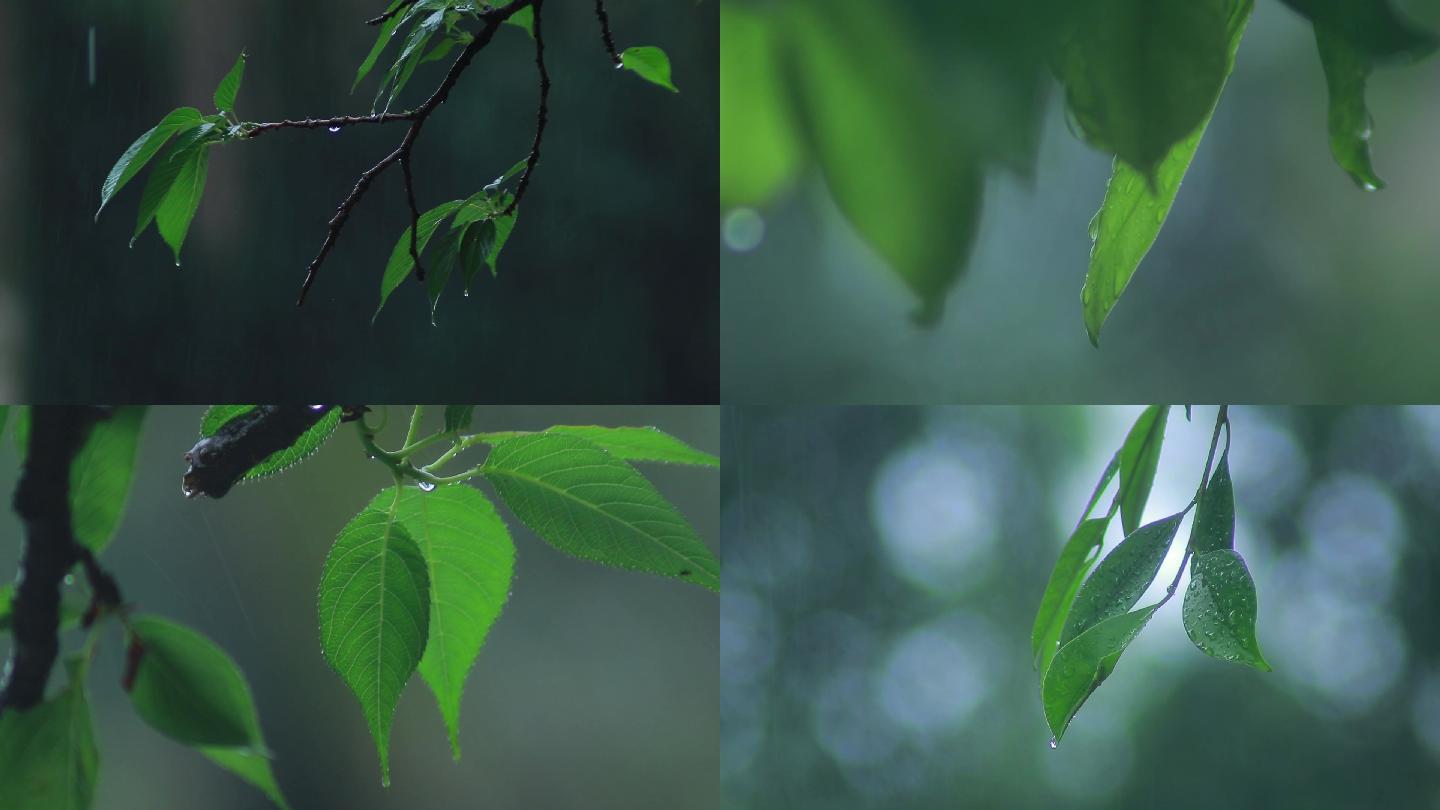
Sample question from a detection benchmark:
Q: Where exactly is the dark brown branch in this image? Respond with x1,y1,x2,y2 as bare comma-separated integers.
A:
401,154,426,282
366,0,417,26
0,407,105,715
182,406,335,499
593,0,622,66
504,0,549,217
294,0,536,305
244,112,413,138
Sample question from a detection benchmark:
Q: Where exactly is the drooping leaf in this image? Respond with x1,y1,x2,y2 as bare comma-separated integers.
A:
1314,26,1387,191
155,139,212,265
540,426,719,467
720,2,802,207
354,0,412,92
200,747,291,810
213,50,246,114
376,199,464,318
97,106,204,220
70,406,146,553
1043,604,1159,743
486,207,517,277
787,2,982,325
1189,448,1234,555
1279,0,1438,61
131,123,215,247
1117,405,1169,536
456,219,495,294
443,406,475,433
382,486,514,759
317,503,430,786
1183,549,1271,671
126,615,263,748
619,46,679,93
199,406,342,481
1032,518,1110,679
1080,1,1252,345
482,433,720,591
1054,0,1233,182
1060,511,1184,645
0,656,98,810
424,225,467,323
375,9,444,112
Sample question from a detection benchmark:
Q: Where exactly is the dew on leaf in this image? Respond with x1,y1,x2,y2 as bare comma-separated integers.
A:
417,480,436,492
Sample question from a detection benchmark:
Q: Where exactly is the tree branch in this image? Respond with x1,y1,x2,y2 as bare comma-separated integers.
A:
182,406,335,499
0,407,105,715
593,0,622,66
365,0,417,27
505,0,549,217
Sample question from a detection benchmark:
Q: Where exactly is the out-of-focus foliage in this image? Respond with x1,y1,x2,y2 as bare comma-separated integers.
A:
723,405,1440,808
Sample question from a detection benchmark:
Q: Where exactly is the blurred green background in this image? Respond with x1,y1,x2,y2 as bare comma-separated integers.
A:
722,0,1440,403
0,1,716,401
0,405,719,810
723,405,1440,807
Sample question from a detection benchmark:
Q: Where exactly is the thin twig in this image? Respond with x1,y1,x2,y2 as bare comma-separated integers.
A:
244,112,413,138
593,0,622,66
1160,405,1232,605
366,0,417,26
504,0,549,217
295,0,537,305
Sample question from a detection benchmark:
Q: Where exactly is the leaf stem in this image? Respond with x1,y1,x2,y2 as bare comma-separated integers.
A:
1158,405,1232,607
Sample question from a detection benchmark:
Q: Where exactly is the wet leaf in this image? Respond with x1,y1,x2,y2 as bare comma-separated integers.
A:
0,656,98,810
1059,511,1184,645
1189,448,1234,555
482,433,720,591
317,503,430,786
199,406,342,481
1032,517,1110,679
213,50,246,115
131,123,214,248
1079,1,1252,345
1044,604,1159,742
1117,405,1169,536
354,0,413,92
620,46,679,93
97,106,203,220
376,200,464,318
1314,26,1387,190
540,426,719,467
70,406,147,553
385,486,514,759
1183,549,1270,670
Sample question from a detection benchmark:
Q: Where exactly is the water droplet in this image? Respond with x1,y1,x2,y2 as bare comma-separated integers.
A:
462,289,470,297
615,61,625,70
1086,212,1101,241
63,574,75,586
1048,738,1058,749
417,480,436,492
366,454,376,460
309,404,326,411
328,125,341,133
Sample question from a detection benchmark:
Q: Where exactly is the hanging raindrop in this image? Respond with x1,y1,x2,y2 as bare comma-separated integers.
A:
417,480,436,492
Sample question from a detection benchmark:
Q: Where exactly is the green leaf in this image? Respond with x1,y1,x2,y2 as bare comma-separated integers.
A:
424,225,467,323
1032,518,1110,680
376,199,463,318
0,656,98,810
619,46,679,93
457,219,495,294
354,0,411,92
1079,1,1252,345
199,406,342,481
1117,405,1169,536
70,406,146,553
443,405,475,433
317,501,430,786
200,747,291,810
1055,0,1233,182
126,615,263,748
1183,549,1271,671
1043,604,1159,743
213,50,246,114
482,433,720,591
540,426,719,467
0,404,8,439
720,2,801,207
504,6,534,37
1278,0,1438,61
787,2,982,325
131,123,215,252
1060,512,1184,645
383,486,514,759
156,139,212,266
1314,26,1387,191
1189,448,1234,555
486,207,517,277
97,106,203,220
376,9,444,112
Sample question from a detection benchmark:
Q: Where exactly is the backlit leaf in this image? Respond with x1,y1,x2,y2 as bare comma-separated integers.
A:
97,106,204,220
720,3,801,206
1059,511,1183,645
1189,448,1234,555
317,502,430,786
619,46,679,93
1080,1,1252,345
1314,26,1387,190
1032,517,1110,679
131,123,215,248
1043,604,1159,743
376,200,464,318
1183,549,1271,670
70,406,146,553
482,433,719,591
155,139,212,265
1118,405,1169,536
213,50,246,114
